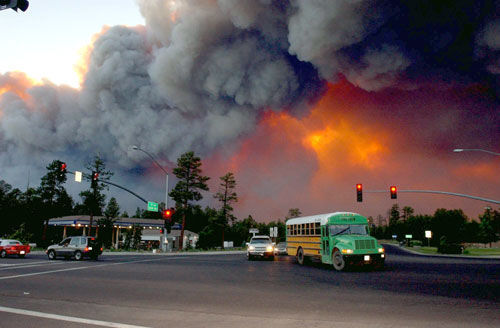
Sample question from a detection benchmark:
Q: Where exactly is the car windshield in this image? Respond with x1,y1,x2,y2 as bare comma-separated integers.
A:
250,238,271,244
277,243,286,247
330,225,368,236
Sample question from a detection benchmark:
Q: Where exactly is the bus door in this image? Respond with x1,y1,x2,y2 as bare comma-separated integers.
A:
321,225,331,264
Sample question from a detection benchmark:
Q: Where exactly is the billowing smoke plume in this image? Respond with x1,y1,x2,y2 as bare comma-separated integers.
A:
0,0,499,215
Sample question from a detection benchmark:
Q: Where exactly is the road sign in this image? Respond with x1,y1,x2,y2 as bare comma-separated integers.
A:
147,201,159,212
405,234,413,239
74,171,82,182
425,230,432,238
249,228,258,233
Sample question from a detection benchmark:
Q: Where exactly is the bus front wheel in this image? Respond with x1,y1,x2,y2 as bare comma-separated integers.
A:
332,249,346,271
296,247,305,265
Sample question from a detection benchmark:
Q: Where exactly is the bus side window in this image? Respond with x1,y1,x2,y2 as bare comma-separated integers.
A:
315,222,320,235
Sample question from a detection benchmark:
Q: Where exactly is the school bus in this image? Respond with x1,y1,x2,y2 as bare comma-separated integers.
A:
286,212,385,271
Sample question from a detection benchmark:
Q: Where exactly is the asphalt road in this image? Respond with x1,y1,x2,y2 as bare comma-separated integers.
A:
0,246,498,328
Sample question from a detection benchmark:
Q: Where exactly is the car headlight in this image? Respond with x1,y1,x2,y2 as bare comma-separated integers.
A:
378,248,384,253
266,245,273,252
248,246,255,251
341,249,353,254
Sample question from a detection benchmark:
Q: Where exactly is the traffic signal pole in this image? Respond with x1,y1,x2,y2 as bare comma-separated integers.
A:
363,189,500,204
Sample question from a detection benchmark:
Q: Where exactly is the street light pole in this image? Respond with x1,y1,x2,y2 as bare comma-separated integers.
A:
453,148,500,156
131,146,170,251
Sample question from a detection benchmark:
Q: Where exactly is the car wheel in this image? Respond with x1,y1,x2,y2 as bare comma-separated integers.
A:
0,250,7,258
74,251,83,261
332,249,346,271
47,250,56,260
296,247,305,265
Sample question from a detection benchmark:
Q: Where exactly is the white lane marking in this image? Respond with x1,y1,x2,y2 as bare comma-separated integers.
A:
0,261,70,271
0,260,50,267
0,257,177,280
0,306,151,328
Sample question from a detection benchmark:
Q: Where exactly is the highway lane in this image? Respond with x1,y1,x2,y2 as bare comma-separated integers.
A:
0,249,498,327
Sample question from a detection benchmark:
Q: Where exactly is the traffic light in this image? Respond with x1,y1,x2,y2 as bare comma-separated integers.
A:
162,207,175,220
356,184,363,202
160,228,164,234
60,162,67,173
91,171,99,188
390,186,397,199
0,0,29,12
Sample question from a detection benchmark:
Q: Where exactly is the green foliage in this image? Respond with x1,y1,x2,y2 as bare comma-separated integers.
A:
132,225,142,249
478,208,498,245
432,208,467,244
79,155,114,216
8,223,33,244
286,208,302,220
389,204,400,226
104,197,120,219
97,217,115,248
123,228,133,250
169,151,210,208
214,172,238,221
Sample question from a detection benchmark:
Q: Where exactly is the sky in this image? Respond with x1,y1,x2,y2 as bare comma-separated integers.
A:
0,0,499,223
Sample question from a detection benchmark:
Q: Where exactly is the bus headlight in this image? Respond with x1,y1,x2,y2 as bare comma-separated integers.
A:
378,248,384,253
266,245,273,252
341,249,353,254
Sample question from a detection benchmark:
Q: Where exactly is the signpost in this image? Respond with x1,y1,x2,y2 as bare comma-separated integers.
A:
425,230,432,246
405,234,413,247
249,228,258,237
147,201,158,212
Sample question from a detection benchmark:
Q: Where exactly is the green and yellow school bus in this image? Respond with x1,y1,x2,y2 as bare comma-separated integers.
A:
286,212,385,271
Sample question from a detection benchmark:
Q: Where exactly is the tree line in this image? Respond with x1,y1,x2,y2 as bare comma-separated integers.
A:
370,204,500,251
1,152,498,251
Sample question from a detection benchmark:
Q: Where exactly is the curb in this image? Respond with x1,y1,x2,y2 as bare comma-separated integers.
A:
384,244,500,260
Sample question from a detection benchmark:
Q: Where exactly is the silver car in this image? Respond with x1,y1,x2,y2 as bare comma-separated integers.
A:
46,236,102,261
274,242,287,256
247,236,274,260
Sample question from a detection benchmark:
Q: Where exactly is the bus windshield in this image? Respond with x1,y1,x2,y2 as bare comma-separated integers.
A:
330,225,368,236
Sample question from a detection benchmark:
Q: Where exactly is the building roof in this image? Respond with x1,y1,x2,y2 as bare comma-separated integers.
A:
48,215,165,228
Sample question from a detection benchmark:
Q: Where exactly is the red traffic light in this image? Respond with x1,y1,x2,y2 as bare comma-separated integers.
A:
162,207,175,219
390,186,397,199
356,184,362,202
60,163,67,172
92,172,99,180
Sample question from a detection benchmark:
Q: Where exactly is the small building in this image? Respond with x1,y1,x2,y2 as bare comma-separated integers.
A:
48,216,198,250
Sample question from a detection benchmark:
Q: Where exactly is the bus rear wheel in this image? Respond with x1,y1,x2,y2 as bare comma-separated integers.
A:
296,247,305,265
332,249,346,271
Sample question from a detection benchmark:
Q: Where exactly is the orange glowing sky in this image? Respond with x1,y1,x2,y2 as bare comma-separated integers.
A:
205,81,500,221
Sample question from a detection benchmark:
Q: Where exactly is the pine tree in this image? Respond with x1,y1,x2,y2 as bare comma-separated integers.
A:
169,152,209,249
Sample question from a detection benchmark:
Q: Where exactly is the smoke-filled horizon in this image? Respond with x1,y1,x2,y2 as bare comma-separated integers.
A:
1,0,499,221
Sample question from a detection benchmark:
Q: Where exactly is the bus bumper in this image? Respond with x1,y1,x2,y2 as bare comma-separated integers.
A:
345,253,385,266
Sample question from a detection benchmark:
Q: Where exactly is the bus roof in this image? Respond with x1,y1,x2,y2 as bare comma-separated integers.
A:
285,212,366,226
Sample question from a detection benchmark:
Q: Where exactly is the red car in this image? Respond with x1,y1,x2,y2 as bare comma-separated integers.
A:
0,239,31,258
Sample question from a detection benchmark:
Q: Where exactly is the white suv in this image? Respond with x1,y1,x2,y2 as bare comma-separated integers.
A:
247,235,274,260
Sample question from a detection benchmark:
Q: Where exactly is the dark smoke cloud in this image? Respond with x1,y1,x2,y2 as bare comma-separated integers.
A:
0,0,498,215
